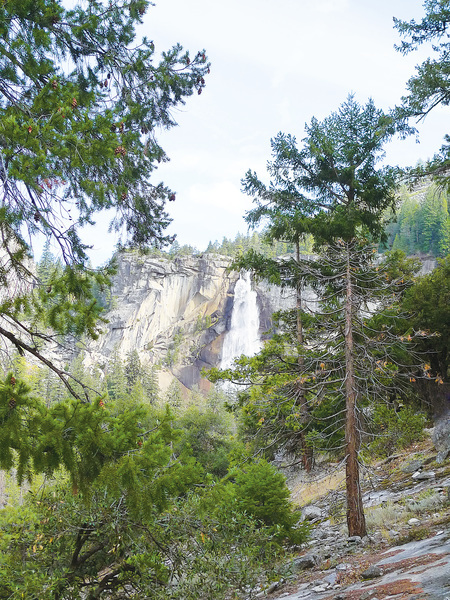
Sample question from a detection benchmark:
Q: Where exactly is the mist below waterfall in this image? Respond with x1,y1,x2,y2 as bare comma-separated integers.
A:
221,272,261,369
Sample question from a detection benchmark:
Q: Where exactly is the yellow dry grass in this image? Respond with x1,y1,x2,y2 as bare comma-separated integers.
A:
290,468,345,507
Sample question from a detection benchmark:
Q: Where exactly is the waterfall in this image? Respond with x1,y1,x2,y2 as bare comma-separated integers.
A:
221,271,261,369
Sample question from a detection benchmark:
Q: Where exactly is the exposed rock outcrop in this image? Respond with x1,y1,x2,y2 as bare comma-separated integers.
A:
83,252,296,392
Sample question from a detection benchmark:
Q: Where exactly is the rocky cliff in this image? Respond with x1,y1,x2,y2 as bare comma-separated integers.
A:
84,252,296,392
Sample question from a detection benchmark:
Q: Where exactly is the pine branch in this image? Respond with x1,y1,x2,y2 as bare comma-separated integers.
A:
0,324,89,401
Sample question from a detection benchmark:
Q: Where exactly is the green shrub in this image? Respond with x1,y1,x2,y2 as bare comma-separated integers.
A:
366,404,426,458
175,405,235,478
231,459,310,544
160,491,285,600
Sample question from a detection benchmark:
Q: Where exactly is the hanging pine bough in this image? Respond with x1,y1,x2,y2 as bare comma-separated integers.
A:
394,0,450,185
0,0,209,400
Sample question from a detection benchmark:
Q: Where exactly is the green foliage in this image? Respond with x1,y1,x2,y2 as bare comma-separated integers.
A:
394,1,450,184
0,0,210,260
164,379,183,409
0,400,294,599
231,459,309,544
366,404,427,458
384,184,450,256
152,490,285,600
242,95,400,249
164,329,184,367
175,404,235,478
402,254,450,378
233,459,291,526
195,313,212,332
0,419,204,599
0,370,153,490
106,345,127,401
205,230,314,259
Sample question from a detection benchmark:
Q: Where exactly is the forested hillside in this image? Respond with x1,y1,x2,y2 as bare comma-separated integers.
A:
384,182,450,256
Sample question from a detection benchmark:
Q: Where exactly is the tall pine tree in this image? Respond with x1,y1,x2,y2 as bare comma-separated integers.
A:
237,96,403,536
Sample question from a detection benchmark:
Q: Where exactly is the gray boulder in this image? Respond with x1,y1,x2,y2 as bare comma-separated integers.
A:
291,553,319,571
301,505,323,521
412,470,436,480
401,459,425,474
361,565,383,579
433,409,450,455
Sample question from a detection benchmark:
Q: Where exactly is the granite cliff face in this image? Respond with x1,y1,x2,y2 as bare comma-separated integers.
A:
84,252,295,392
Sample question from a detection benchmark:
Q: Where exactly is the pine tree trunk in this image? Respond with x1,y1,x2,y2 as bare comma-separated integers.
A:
295,241,313,472
344,245,367,537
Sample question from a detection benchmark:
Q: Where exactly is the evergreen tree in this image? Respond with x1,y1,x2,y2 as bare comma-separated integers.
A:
36,239,62,286
0,0,209,400
231,96,407,537
106,346,126,402
124,349,142,391
402,255,450,379
420,186,450,255
0,406,206,599
142,364,160,404
385,183,450,256
165,379,183,409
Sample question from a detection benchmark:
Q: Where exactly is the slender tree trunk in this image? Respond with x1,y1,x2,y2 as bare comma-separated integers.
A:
295,240,313,471
344,244,366,537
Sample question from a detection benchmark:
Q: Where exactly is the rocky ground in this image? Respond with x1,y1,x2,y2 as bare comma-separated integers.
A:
261,437,450,600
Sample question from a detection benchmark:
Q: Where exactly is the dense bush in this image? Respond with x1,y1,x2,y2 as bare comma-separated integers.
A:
366,404,427,457
175,405,235,478
231,459,310,544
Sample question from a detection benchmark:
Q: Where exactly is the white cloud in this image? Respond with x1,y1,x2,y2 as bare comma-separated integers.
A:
89,0,449,260
313,0,350,13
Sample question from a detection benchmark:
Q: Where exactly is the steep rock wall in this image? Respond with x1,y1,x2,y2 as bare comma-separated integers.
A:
84,252,296,392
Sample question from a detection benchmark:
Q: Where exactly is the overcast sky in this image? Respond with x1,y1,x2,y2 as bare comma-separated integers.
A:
85,0,450,265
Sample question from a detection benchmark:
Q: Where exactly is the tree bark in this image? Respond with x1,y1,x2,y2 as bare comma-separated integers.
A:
295,241,313,472
344,244,367,537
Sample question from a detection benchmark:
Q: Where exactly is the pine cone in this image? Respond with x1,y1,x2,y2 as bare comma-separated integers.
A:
9,398,16,409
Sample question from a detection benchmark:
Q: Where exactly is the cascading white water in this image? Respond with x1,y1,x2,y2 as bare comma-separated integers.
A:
220,271,261,369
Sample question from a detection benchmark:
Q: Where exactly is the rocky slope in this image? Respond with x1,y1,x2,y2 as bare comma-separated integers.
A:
260,434,450,600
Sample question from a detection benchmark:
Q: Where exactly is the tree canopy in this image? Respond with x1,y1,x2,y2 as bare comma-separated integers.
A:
394,0,450,181
0,0,209,395
0,0,209,262
243,95,399,245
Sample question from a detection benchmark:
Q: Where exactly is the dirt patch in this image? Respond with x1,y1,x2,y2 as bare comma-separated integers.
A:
326,578,424,600
380,551,445,575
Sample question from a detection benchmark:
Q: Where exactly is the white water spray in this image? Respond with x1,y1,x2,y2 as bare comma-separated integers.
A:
221,272,261,369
